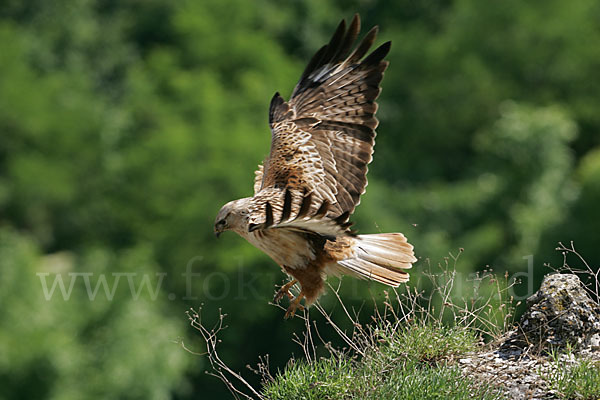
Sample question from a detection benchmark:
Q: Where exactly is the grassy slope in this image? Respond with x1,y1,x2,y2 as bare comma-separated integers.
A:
262,322,600,400
547,350,600,400
262,323,505,400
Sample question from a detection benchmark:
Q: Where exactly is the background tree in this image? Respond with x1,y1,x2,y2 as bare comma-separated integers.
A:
1,0,599,398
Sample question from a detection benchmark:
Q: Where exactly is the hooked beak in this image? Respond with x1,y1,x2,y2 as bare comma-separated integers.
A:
214,224,223,238
214,219,226,238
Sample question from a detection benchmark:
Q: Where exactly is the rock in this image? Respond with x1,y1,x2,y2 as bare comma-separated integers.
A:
502,273,600,354
459,273,600,399
589,333,600,350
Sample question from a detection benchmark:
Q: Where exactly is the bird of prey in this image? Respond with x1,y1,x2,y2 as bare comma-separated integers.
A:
214,14,416,318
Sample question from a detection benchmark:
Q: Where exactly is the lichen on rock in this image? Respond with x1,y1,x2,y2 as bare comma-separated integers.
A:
460,273,600,400
502,273,600,355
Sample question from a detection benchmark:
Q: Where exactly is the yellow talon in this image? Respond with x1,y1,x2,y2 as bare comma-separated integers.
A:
284,293,305,319
274,279,297,303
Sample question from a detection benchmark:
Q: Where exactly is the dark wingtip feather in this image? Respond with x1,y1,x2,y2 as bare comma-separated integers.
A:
333,14,361,62
270,92,282,105
319,18,348,67
346,25,378,64
362,41,391,66
328,18,348,51
350,13,361,36
269,92,284,124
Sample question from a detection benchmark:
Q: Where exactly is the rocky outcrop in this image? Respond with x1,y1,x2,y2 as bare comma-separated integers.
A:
460,273,600,400
502,273,600,356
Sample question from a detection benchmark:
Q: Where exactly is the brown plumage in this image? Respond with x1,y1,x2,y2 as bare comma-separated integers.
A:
214,14,417,318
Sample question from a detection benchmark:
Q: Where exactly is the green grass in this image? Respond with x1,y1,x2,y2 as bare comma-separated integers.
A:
262,357,354,400
262,323,505,400
547,351,600,400
352,363,503,400
375,323,479,366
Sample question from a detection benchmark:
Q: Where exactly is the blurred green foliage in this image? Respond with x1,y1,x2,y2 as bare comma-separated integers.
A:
1,0,599,398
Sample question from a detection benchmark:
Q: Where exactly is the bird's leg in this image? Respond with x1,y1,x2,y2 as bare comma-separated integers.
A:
284,292,305,319
273,279,298,303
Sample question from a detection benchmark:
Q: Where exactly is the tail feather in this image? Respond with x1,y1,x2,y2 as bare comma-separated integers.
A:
334,233,416,287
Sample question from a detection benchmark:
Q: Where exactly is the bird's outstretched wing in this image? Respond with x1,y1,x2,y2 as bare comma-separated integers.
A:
251,14,390,235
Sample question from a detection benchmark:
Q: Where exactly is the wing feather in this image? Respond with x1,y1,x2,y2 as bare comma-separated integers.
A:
248,189,351,238
250,14,390,237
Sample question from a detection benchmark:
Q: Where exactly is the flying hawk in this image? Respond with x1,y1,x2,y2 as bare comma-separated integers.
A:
214,14,416,318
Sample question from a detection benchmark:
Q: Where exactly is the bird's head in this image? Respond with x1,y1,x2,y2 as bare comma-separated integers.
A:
214,198,251,238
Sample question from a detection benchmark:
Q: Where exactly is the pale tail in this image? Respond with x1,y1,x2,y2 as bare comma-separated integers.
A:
334,233,416,287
